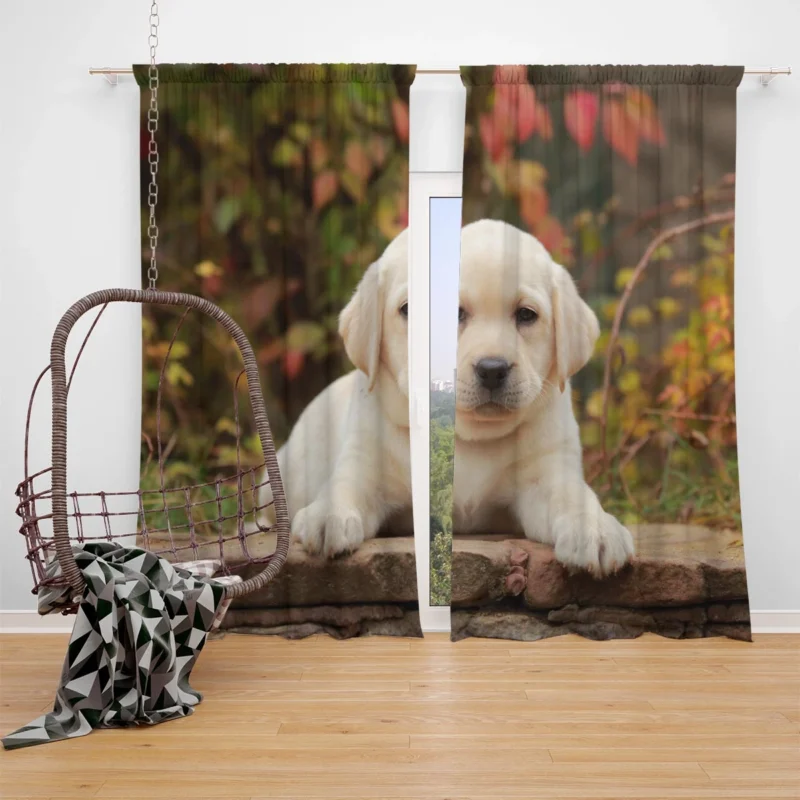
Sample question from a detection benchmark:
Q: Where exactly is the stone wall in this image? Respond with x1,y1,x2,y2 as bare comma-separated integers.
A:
219,524,750,641
451,524,750,641
222,538,422,639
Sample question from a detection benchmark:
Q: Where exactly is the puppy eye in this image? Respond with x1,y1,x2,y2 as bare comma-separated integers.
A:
399,302,408,319
458,306,467,323
515,307,538,326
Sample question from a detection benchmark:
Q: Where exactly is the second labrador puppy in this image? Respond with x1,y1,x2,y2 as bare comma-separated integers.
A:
278,230,411,558
452,219,634,576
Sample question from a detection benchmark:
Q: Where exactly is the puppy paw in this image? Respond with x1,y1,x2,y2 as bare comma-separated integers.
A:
292,502,367,558
291,503,324,554
553,511,634,578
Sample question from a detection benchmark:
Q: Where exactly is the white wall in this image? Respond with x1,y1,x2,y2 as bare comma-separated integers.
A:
1,0,798,618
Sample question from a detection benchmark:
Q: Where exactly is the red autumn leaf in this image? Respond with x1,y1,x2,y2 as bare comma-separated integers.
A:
312,170,338,210
493,83,551,143
282,350,305,380
702,297,722,315
202,274,222,297
391,98,409,143
257,340,284,365
707,327,731,351
602,99,639,166
670,340,691,359
516,84,539,142
665,386,688,409
657,384,679,404
624,87,666,146
479,113,508,163
637,111,666,146
345,140,372,182
533,215,569,262
241,277,301,328
564,90,599,152
492,83,515,127
309,139,329,170
534,103,553,141
368,135,388,167
494,65,527,84
602,81,627,96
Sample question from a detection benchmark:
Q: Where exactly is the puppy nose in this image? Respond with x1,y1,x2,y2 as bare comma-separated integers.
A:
475,357,510,390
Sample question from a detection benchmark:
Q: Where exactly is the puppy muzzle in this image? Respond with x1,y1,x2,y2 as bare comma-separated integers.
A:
474,357,511,390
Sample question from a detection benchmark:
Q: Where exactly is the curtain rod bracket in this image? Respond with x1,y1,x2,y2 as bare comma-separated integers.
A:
90,67,120,86
759,66,791,87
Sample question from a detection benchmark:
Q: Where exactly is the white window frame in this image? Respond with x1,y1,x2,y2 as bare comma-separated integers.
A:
408,173,463,632
408,72,465,632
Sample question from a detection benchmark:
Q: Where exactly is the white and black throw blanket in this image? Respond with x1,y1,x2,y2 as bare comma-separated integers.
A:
2,542,239,750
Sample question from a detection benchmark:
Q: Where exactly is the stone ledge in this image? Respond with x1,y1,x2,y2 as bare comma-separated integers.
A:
223,525,746,611
450,525,749,642
221,606,422,640
158,526,746,609
174,524,749,640
453,524,747,609
450,608,751,642
233,537,419,608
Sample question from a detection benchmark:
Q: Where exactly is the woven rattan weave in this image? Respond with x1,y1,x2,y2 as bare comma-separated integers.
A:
16,288,290,612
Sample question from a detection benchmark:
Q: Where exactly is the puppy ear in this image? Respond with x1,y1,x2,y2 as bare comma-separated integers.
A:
551,262,600,393
339,261,384,392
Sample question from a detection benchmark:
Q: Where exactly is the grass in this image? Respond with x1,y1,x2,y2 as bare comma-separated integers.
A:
599,455,741,530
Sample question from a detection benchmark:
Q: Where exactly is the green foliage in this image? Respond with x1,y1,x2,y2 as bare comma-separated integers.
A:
430,404,456,534
430,529,452,607
431,389,456,426
139,70,413,486
584,221,739,528
430,391,456,605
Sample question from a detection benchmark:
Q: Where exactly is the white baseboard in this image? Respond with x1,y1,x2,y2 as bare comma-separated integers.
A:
749,610,800,634
421,623,452,633
0,610,74,633
1,609,798,635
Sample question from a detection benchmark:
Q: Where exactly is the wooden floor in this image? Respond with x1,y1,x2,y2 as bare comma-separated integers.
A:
0,632,798,799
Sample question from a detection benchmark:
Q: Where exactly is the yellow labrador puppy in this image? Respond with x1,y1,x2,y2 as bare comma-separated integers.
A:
453,219,634,576
277,229,412,558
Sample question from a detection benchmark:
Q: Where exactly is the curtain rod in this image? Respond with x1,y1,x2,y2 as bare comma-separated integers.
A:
89,66,792,86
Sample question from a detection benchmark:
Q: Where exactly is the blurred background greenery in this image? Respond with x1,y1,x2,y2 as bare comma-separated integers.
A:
430,390,455,605
137,65,413,498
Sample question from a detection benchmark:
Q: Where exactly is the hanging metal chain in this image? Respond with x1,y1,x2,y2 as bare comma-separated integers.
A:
146,1,160,290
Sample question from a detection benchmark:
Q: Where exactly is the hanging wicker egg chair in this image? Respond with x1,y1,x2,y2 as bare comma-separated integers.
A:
16,288,291,612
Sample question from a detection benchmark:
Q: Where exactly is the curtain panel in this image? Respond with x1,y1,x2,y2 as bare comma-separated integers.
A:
450,65,749,642
135,63,422,640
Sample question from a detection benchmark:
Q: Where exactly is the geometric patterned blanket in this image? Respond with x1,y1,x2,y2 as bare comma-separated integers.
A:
2,542,239,750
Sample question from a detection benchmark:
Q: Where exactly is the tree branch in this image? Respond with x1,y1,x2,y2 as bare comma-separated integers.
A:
599,209,736,475
577,186,735,293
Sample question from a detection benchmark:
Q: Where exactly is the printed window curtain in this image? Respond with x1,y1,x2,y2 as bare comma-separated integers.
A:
450,65,750,642
135,64,422,639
